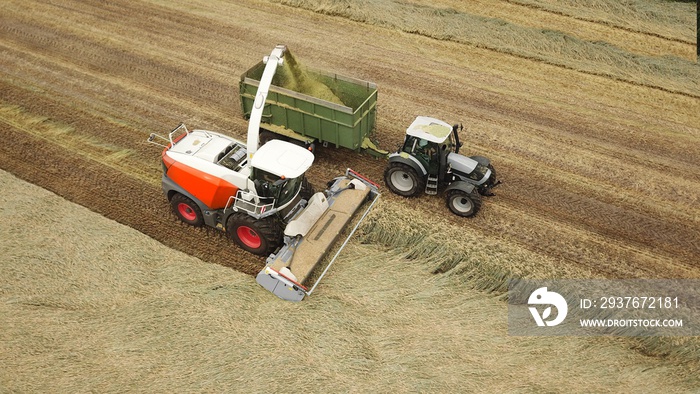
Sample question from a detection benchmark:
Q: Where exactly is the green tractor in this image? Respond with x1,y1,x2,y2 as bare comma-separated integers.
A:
384,116,500,217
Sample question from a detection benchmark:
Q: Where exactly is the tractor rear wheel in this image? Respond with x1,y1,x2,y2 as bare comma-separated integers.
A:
171,193,204,227
384,162,424,197
226,213,282,255
446,189,482,217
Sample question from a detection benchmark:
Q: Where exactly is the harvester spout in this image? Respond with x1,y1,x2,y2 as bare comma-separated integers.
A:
247,44,287,161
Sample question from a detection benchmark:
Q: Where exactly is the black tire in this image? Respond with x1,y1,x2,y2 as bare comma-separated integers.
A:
487,164,497,180
226,213,282,255
171,193,204,227
259,130,277,146
300,177,315,201
446,189,482,217
479,164,498,196
384,162,425,197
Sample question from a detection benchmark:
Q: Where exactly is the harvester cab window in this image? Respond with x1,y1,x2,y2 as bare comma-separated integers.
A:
251,168,301,206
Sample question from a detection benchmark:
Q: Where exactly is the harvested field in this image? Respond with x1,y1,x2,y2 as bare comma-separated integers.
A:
0,0,699,390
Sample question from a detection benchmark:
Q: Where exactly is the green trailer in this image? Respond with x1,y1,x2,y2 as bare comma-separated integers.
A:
239,61,386,157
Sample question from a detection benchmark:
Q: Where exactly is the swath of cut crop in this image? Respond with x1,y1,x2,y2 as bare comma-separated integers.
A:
269,0,700,98
404,0,695,60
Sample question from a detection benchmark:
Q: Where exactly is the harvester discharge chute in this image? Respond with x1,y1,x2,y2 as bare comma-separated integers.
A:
257,169,380,302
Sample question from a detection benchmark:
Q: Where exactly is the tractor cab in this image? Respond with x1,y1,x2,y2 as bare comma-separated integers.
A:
402,116,460,178
385,116,499,217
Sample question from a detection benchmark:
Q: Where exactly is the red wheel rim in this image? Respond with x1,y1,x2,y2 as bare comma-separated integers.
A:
177,203,197,221
237,226,261,249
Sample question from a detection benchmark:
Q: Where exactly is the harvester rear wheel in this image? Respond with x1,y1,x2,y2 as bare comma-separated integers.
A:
171,193,204,227
446,189,482,217
227,213,282,256
384,162,424,197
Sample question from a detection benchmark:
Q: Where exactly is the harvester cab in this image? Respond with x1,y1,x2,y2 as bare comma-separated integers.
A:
384,116,499,217
148,45,380,301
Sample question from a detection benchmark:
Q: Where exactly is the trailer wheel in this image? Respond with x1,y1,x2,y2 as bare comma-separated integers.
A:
227,213,282,256
384,162,424,197
446,189,482,217
171,193,204,227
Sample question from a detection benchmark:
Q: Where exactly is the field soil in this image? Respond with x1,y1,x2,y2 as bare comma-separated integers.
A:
1,0,699,391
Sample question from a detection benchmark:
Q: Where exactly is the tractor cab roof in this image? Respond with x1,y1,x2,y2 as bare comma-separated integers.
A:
250,139,314,179
406,116,453,144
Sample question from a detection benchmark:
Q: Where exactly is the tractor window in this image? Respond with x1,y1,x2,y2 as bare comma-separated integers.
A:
414,138,437,161
447,132,456,152
402,136,419,154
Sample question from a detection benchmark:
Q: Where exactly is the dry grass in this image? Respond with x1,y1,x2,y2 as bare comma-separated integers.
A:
1,169,698,392
269,0,700,97
0,103,153,185
403,0,695,60
508,0,696,42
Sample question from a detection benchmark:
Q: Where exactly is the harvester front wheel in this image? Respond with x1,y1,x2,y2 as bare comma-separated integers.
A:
171,193,204,227
227,213,282,256
384,163,424,197
446,189,482,217
300,177,315,201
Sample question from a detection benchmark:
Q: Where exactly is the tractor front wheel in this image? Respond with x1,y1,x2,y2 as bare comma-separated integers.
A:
226,213,282,256
384,163,424,197
446,189,482,217
171,193,204,227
